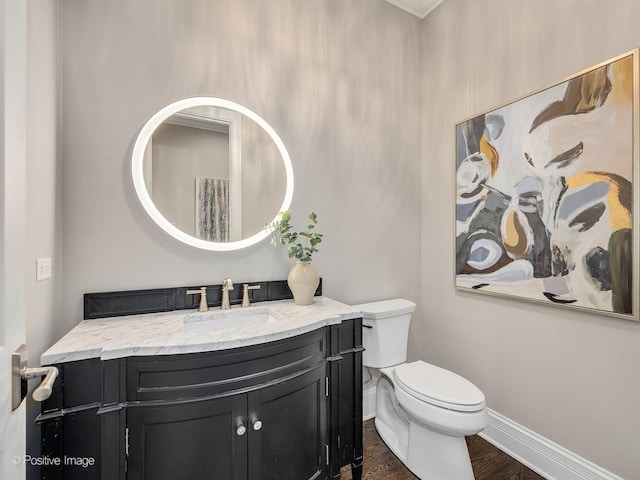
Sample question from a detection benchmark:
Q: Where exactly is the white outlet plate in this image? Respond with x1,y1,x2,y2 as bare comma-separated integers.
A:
36,258,52,281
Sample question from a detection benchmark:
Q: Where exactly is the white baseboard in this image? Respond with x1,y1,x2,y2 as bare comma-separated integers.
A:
363,385,376,421
480,409,623,480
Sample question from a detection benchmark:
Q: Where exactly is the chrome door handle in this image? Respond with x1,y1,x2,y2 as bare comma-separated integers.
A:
12,344,59,410
236,423,247,436
21,366,59,401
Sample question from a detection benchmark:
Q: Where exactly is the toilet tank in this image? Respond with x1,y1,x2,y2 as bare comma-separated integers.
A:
355,299,416,369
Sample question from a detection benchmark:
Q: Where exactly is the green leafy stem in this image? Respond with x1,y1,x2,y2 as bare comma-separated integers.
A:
270,210,323,262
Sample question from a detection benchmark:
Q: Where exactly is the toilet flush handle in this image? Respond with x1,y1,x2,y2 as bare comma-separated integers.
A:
362,323,373,329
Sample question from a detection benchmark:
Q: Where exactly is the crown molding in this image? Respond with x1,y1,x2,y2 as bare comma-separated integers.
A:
384,0,444,18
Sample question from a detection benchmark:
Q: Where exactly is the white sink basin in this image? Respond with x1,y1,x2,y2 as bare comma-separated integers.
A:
183,306,284,332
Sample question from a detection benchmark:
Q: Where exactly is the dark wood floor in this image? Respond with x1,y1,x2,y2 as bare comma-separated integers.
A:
341,419,546,480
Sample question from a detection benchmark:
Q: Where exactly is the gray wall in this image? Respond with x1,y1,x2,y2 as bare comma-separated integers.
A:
240,115,286,238
25,0,62,476
61,0,422,336
421,1,640,478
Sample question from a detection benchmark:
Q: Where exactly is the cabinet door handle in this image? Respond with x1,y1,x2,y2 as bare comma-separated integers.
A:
252,419,263,431
236,424,247,436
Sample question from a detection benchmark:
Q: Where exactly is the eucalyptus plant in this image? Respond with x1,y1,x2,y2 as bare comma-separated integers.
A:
270,210,323,262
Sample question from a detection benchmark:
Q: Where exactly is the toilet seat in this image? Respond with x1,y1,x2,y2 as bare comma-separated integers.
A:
393,361,486,412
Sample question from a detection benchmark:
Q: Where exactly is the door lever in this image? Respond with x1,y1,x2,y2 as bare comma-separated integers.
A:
12,344,59,410
21,366,59,401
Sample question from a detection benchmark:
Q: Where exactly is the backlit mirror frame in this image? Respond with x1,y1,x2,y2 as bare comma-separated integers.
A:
132,97,294,251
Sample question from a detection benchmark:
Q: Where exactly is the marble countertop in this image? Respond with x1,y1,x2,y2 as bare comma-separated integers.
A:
42,296,362,365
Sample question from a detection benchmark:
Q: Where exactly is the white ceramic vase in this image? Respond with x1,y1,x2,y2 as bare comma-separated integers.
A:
287,260,320,305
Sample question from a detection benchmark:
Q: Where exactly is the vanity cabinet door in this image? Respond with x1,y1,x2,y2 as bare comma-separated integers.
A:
126,395,248,480
248,365,328,480
126,366,328,480
38,358,126,480
328,318,363,480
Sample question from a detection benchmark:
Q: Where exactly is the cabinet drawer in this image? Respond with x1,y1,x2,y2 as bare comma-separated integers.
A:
127,329,327,401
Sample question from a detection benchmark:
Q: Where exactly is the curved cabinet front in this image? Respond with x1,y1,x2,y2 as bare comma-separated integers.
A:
38,322,362,480
125,328,327,480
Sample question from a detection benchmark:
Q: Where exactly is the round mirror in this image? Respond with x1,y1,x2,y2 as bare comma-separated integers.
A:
132,97,294,251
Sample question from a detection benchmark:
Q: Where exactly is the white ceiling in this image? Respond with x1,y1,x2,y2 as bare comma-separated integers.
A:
384,0,444,18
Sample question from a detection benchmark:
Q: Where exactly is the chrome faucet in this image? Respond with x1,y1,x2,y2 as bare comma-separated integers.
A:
186,286,208,312
241,284,261,307
221,278,234,310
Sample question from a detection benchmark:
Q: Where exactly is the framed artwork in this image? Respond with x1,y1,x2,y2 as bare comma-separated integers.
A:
455,49,639,321
195,177,229,242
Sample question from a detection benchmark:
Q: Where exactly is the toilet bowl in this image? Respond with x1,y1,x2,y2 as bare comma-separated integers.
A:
355,299,488,480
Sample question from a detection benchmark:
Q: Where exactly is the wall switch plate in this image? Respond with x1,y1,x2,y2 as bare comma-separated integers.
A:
36,258,52,281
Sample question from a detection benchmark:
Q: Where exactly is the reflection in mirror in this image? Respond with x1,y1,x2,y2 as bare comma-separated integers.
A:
143,106,286,242
131,98,294,251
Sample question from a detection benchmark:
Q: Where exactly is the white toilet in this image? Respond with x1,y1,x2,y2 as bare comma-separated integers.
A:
356,299,488,480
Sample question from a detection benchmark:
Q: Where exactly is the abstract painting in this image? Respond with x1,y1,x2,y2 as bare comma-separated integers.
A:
455,50,639,320
195,178,229,242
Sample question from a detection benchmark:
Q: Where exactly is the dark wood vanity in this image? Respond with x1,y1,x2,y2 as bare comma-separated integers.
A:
38,316,363,480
